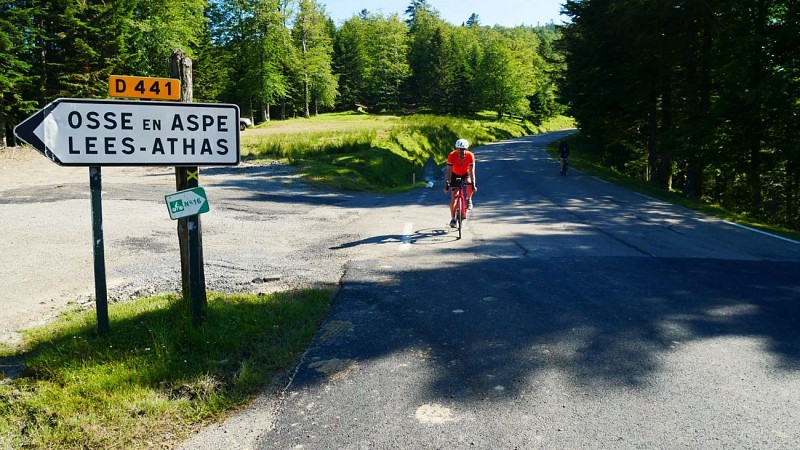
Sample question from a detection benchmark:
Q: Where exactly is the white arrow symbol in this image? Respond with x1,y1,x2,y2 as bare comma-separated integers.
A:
41,113,59,156
178,191,207,215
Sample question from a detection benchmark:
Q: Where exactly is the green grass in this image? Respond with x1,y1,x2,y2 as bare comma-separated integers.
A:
242,111,575,192
549,134,800,240
0,289,335,449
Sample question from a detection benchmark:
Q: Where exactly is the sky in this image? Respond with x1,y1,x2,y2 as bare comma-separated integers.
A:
322,0,569,28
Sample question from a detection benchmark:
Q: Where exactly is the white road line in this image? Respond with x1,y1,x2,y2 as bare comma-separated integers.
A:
632,192,660,202
593,177,611,185
400,222,414,251
627,192,797,245
722,220,800,245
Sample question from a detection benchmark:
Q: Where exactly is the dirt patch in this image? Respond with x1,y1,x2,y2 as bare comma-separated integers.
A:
308,358,359,382
414,403,456,424
319,320,354,342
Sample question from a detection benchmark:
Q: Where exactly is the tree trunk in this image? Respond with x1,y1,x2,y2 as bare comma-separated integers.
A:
169,49,206,322
684,5,713,199
303,78,310,118
301,14,311,119
647,85,658,184
658,73,674,190
746,0,768,211
749,139,762,209
0,94,6,147
788,161,799,229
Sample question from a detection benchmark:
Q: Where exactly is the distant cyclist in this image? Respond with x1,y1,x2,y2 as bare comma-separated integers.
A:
443,138,477,227
558,140,570,175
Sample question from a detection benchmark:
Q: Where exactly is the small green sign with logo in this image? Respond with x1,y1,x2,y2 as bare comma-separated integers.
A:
165,187,209,220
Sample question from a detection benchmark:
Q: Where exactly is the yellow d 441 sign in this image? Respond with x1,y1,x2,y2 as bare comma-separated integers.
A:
109,75,180,100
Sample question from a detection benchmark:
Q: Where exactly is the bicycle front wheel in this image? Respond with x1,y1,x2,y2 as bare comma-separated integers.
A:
456,198,463,239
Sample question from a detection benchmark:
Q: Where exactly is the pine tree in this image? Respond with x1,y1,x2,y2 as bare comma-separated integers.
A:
0,0,33,146
293,0,336,117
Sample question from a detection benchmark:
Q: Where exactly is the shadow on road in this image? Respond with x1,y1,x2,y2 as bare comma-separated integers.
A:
329,227,454,249
295,249,800,402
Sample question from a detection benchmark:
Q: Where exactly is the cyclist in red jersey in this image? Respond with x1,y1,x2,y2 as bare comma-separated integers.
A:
443,138,477,227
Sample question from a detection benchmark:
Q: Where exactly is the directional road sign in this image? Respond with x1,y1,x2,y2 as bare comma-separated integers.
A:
165,187,210,220
14,98,240,166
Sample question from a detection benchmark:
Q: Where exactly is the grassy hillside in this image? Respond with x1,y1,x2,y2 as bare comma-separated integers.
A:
241,112,574,192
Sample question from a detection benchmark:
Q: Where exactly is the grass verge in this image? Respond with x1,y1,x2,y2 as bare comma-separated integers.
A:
0,289,335,449
549,134,800,241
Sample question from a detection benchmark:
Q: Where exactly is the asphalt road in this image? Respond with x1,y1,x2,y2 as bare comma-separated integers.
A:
244,132,799,449
5,131,800,449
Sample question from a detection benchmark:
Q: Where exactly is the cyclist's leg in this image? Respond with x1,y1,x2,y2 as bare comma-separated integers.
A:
447,175,457,218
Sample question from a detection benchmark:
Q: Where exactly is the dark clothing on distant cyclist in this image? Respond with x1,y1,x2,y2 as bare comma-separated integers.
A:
558,141,569,175
558,141,570,159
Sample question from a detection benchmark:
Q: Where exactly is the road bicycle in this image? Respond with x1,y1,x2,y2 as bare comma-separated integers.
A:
560,157,569,176
447,177,471,240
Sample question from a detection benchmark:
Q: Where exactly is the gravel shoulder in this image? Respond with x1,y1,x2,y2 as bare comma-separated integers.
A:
0,146,368,346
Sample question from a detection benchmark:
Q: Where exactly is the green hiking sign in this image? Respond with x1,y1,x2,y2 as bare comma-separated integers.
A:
165,187,209,220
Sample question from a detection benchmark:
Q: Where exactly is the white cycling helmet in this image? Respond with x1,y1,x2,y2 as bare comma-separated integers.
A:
455,139,470,149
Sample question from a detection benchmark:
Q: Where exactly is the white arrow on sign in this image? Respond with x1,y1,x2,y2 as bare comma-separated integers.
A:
14,98,240,166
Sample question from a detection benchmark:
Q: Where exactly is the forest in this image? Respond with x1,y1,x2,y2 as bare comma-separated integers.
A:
2,0,798,230
560,0,800,229
0,0,562,143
